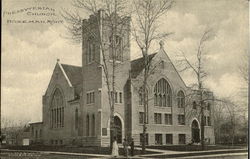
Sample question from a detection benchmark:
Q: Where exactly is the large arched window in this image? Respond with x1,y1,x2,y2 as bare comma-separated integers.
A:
50,89,64,128
154,78,172,107
177,91,185,108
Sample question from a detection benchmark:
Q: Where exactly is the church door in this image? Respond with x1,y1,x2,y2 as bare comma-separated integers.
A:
114,116,122,143
191,120,200,143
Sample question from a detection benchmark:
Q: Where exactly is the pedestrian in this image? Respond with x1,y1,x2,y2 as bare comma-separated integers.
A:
112,137,119,157
123,138,128,157
130,138,134,156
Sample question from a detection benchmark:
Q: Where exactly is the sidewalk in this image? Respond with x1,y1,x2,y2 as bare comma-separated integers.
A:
1,147,247,159
0,149,109,158
137,147,248,158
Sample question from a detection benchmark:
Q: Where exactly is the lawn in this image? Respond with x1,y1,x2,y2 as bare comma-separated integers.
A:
144,144,247,151
1,145,158,156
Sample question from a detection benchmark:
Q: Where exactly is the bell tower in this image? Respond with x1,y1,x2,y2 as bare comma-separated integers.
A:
81,9,131,67
81,10,131,144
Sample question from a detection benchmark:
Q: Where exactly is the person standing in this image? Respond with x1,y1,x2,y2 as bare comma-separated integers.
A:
112,137,119,157
130,138,134,156
123,138,128,157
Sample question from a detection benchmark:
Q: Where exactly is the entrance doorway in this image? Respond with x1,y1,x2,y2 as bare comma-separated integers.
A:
114,116,122,143
191,120,200,143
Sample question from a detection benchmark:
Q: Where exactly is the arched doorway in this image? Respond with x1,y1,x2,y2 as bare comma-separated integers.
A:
191,120,200,143
114,116,122,143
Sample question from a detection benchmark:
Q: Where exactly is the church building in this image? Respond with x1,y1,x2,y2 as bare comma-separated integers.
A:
30,10,215,147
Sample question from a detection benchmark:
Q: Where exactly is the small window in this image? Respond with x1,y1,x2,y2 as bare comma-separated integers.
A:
35,130,38,138
86,115,90,136
178,115,185,125
92,114,95,136
193,101,197,109
165,114,172,125
75,109,79,129
102,128,107,136
115,92,118,103
203,116,207,126
208,116,211,126
177,91,185,108
87,92,95,104
119,92,122,103
166,134,173,144
60,140,63,145
140,133,148,145
139,112,148,124
179,134,186,144
39,129,42,138
207,103,211,111
155,134,162,145
139,112,144,124
154,113,162,124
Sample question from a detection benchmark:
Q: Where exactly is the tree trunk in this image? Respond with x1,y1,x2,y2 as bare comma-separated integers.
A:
201,106,205,150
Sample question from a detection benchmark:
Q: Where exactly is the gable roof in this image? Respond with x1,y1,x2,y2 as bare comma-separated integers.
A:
130,53,157,78
61,64,82,96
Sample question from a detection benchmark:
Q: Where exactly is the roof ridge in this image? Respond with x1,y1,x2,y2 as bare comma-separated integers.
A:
131,52,157,62
61,63,82,68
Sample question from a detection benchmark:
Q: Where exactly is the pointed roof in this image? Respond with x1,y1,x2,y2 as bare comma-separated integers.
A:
130,53,157,78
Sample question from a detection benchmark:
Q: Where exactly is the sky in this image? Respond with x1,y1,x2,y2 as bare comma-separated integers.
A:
1,0,249,124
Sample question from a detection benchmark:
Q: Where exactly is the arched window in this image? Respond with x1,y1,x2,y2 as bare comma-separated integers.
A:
51,89,64,128
193,101,197,109
75,109,78,129
87,37,95,64
109,35,123,61
92,114,95,136
154,78,172,107
177,91,185,108
86,115,89,136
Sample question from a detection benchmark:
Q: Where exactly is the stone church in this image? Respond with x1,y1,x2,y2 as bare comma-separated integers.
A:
30,10,215,146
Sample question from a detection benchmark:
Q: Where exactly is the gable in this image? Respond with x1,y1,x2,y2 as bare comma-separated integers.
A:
131,48,187,91
152,49,187,89
44,62,82,98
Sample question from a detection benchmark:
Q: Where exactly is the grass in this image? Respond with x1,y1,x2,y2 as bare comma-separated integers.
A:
143,144,248,151
1,145,159,156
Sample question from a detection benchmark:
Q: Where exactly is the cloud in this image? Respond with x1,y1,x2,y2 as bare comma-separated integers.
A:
1,0,248,123
2,25,81,123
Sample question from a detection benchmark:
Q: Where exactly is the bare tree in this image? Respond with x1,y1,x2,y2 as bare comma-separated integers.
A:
176,28,214,150
213,101,226,144
132,0,174,154
1,117,29,145
61,0,130,149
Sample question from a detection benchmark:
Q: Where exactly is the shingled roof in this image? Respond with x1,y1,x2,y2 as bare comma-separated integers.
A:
61,64,82,96
130,53,157,78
